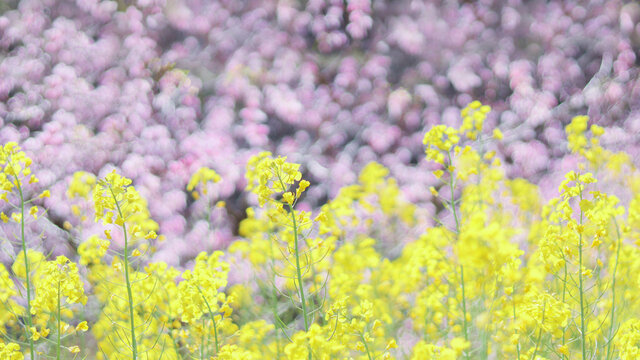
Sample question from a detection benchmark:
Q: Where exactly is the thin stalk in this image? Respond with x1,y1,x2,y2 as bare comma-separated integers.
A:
57,280,61,360
195,285,219,354
200,317,205,360
446,151,469,359
578,193,587,360
275,171,311,360
16,177,35,360
512,295,520,360
287,202,309,331
201,184,217,356
482,278,499,360
270,239,282,359
275,173,310,331
460,264,469,351
561,261,568,360
272,285,282,359
110,186,137,360
170,333,181,359
205,319,210,359
530,301,546,360
605,218,622,360
423,267,430,341
360,333,373,360
446,152,461,232
288,202,313,360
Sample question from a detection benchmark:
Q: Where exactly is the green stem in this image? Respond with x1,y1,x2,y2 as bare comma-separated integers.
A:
201,180,217,356
446,152,461,232
288,202,313,360
200,317,205,360
530,301,546,360
275,171,311,360
460,264,469,352
606,218,622,360
270,239,282,359
195,285,219,354
288,202,309,331
275,173,310,330
446,151,469,359
16,177,35,360
512,295,520,360
423,267,430,341
57,280,61,360
578,194,587,360
360,333,373,360
110,186,137,360
561,261,568,360
272,285,282,359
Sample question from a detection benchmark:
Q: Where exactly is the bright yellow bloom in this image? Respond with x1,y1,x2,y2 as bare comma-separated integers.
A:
0,264,16,302
76,321,89,332
187,166,221,197
423,125,459,164
460,100,491,140
0,142,34,195
245,153,307,207
93,170,158,240
31,256,87,315
67,171,96,199
29,206,38,219
177,251,230,323
0,341,23,360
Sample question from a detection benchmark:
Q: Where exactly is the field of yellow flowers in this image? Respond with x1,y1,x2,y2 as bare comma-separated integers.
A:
1,102,639,359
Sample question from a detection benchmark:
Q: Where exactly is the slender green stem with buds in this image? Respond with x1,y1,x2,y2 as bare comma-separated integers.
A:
446,151,469,359
110,186,138,360
275,171,311,360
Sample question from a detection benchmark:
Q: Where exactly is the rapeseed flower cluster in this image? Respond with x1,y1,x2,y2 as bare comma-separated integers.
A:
460,100,491,140
93,170,158,239
187,167,222,197
4,101,640,360
0,342,23,360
